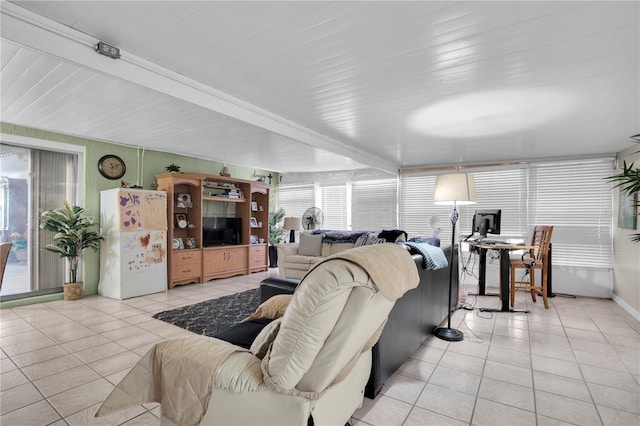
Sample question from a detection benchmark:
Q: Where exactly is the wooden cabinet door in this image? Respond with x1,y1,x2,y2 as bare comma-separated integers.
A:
248,244,267,271
171,250,202,285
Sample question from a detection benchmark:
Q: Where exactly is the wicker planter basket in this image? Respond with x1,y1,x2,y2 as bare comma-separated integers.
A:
63,282,83,301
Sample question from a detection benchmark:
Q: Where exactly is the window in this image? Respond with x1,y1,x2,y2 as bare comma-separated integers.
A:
320,185,347,230
278,183,315,219
351,177,398,231
529,159,613,268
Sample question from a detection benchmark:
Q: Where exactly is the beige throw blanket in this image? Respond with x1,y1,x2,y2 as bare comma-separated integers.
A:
308,243,419,301
95,335,245,426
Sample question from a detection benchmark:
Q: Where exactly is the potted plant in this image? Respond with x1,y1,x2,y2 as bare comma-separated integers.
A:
268,208,286,268
40,201,103,300
607,133,640,242
165,163,181,173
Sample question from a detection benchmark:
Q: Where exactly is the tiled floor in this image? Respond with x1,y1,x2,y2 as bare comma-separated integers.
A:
1,272,639,426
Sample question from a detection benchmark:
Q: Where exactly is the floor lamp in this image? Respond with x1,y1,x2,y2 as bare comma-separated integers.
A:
283,217,302,243
433,173,476,342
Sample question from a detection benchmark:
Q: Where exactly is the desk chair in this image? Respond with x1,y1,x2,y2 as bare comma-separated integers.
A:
510,226,553,309
0,242,12,290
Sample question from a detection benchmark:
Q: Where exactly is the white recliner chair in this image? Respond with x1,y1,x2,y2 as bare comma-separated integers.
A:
97,243,419,426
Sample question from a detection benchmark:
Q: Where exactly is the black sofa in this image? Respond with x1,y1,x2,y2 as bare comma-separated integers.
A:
258,245,459,399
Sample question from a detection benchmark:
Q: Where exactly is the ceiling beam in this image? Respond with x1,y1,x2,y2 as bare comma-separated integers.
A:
1,2,399,174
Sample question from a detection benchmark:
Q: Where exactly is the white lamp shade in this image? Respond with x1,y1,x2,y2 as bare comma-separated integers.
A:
434,173,477,205
283,217,303,231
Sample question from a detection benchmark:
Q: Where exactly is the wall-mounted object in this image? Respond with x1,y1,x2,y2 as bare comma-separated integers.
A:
95,41,120,59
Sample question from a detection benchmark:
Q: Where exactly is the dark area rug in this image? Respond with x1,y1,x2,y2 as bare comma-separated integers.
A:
152,288,261,337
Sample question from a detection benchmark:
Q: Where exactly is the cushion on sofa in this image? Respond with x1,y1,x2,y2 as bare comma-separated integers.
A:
285,254,325,265
244,294,292,321
298,233,323,256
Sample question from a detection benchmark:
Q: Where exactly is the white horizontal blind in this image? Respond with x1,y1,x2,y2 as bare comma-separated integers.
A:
320,185,347,230
278,184,315,219
351,177,398,231
458,168,528,238
400,174,452,242
529,159,613,268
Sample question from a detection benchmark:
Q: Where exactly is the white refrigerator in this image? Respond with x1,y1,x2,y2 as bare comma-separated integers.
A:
99,189,168,299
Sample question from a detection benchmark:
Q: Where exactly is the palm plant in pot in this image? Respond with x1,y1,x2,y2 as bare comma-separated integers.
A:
607,133,640,242
268,208,286,268
40,201,103,300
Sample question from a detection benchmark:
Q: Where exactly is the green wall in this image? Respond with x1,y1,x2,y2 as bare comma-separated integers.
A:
1,123,279,308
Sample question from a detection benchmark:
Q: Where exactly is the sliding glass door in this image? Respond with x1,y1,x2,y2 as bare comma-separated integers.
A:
0,141,80,300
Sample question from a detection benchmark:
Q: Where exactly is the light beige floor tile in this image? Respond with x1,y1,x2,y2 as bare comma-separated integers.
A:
0,329,47,347
536,413,578,425
21,353,83,381
0,356,18,372
88,350,140,376
110,309,146,319
87,319,131,333
2,335,57,357
483,360,532,388
428,365,481,396
587,382,640,414
596,404,640,426
560,319,600,333
533,370,591,402
114,332,163,350
487,345,531,369
439,350,485,376
0,369,29,391
0,399,60,426
48,378,114,418
410,344,444,364
404,406,467,426
395,358,436,381
530,341,575,362
72,341,128,364
65,401,146,425
446,339,489,359
493,325,530,340
569,337,618,357
529,331,570,347
62,334,112,353
479,377,535,411
100,325,146,341
0,382,43,415
34,364,101,397
528,322,565,337
122,313,156,325
490,334,531,353
352,394,412,426
10,344,69,368
121,411,160,425
472,397,536,426
532,354,582,379
104,368,131,386
535,390,602,425
572,348,628,373
564,327,606,343
581,364,640,393
415,383,475,422
380,373,426,404
0,320,36,337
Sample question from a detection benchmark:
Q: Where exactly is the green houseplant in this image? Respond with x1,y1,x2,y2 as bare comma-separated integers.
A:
268,208,286,267
607,134,640,242
40,201,103,300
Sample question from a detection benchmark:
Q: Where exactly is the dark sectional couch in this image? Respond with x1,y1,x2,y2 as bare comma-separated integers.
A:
259,245,459,399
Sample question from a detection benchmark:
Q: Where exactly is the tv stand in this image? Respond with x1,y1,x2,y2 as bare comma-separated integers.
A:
156,172,269,288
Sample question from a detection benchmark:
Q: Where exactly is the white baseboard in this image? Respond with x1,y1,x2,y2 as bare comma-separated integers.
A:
612,294,640,321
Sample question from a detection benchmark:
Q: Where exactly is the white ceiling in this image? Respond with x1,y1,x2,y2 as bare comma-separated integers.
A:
1,1,638,175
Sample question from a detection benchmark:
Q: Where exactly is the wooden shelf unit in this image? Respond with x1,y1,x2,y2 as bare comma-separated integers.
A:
156,172,269,289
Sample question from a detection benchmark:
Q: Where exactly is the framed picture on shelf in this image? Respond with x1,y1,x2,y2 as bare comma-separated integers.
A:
250,217,259,228
185,237,197,249
175,213,188,228
176,193,192,208
251,201,258,211
258,205,264,211
172,237,184,250
250,235,258,244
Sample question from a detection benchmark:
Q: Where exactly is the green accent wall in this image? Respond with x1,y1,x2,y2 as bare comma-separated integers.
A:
1,122,279,308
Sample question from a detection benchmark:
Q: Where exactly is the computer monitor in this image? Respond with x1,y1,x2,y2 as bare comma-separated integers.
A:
473,209,501,237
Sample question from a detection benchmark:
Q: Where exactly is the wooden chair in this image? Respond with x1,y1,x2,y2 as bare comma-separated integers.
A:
510,226,553,309
0,242,12,291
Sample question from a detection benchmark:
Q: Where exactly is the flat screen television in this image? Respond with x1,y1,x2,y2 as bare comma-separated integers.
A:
202,217,241,246
473,209,501,237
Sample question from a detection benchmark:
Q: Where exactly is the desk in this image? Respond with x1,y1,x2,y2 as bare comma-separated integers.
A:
466,241,536,313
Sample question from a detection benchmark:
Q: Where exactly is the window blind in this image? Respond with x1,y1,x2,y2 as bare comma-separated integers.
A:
399,174,452,242
278,184,315,219
351,177,398,231
320,185,347,230
529,159,613,268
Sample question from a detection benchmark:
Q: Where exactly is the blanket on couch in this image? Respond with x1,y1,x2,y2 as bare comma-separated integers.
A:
404,242,448,270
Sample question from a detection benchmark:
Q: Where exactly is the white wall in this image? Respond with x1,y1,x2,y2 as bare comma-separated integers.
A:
612,144,640,319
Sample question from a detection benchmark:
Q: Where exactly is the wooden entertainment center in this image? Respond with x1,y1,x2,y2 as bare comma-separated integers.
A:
156,172,269,288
